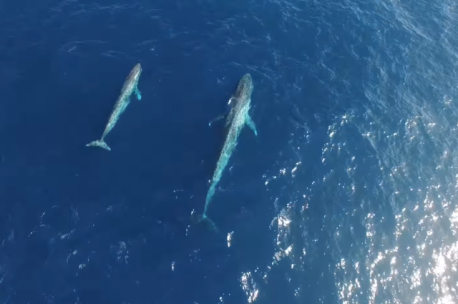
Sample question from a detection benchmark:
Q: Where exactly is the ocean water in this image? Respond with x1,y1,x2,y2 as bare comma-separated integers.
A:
1,0,458,303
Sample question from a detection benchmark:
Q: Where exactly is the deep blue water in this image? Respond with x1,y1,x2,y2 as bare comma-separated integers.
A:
2,0,458,303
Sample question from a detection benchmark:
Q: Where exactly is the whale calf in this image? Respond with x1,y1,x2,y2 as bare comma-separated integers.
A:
197,73,257,230
86,63,142,151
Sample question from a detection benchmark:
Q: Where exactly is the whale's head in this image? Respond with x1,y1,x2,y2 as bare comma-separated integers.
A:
132,63,142,81
240,73,253,95
232,73,253,102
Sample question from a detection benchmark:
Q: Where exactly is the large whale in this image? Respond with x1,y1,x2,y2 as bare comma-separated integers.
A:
197,73,258,230
86,63,142,151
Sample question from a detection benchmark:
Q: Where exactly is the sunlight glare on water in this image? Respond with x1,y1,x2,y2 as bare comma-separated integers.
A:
245,0,458,303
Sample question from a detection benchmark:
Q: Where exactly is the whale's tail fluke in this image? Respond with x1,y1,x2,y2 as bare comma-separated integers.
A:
86,139,111,151
201,214,218,231
191,210,219,232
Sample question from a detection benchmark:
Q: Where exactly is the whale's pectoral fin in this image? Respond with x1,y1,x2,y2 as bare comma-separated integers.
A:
246,114,258,136
135,86,142,100
210,103,234,127
209,114,225,127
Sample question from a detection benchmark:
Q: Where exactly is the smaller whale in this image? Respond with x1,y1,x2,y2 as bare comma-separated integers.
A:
86,63,143,151
195,73,257,230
